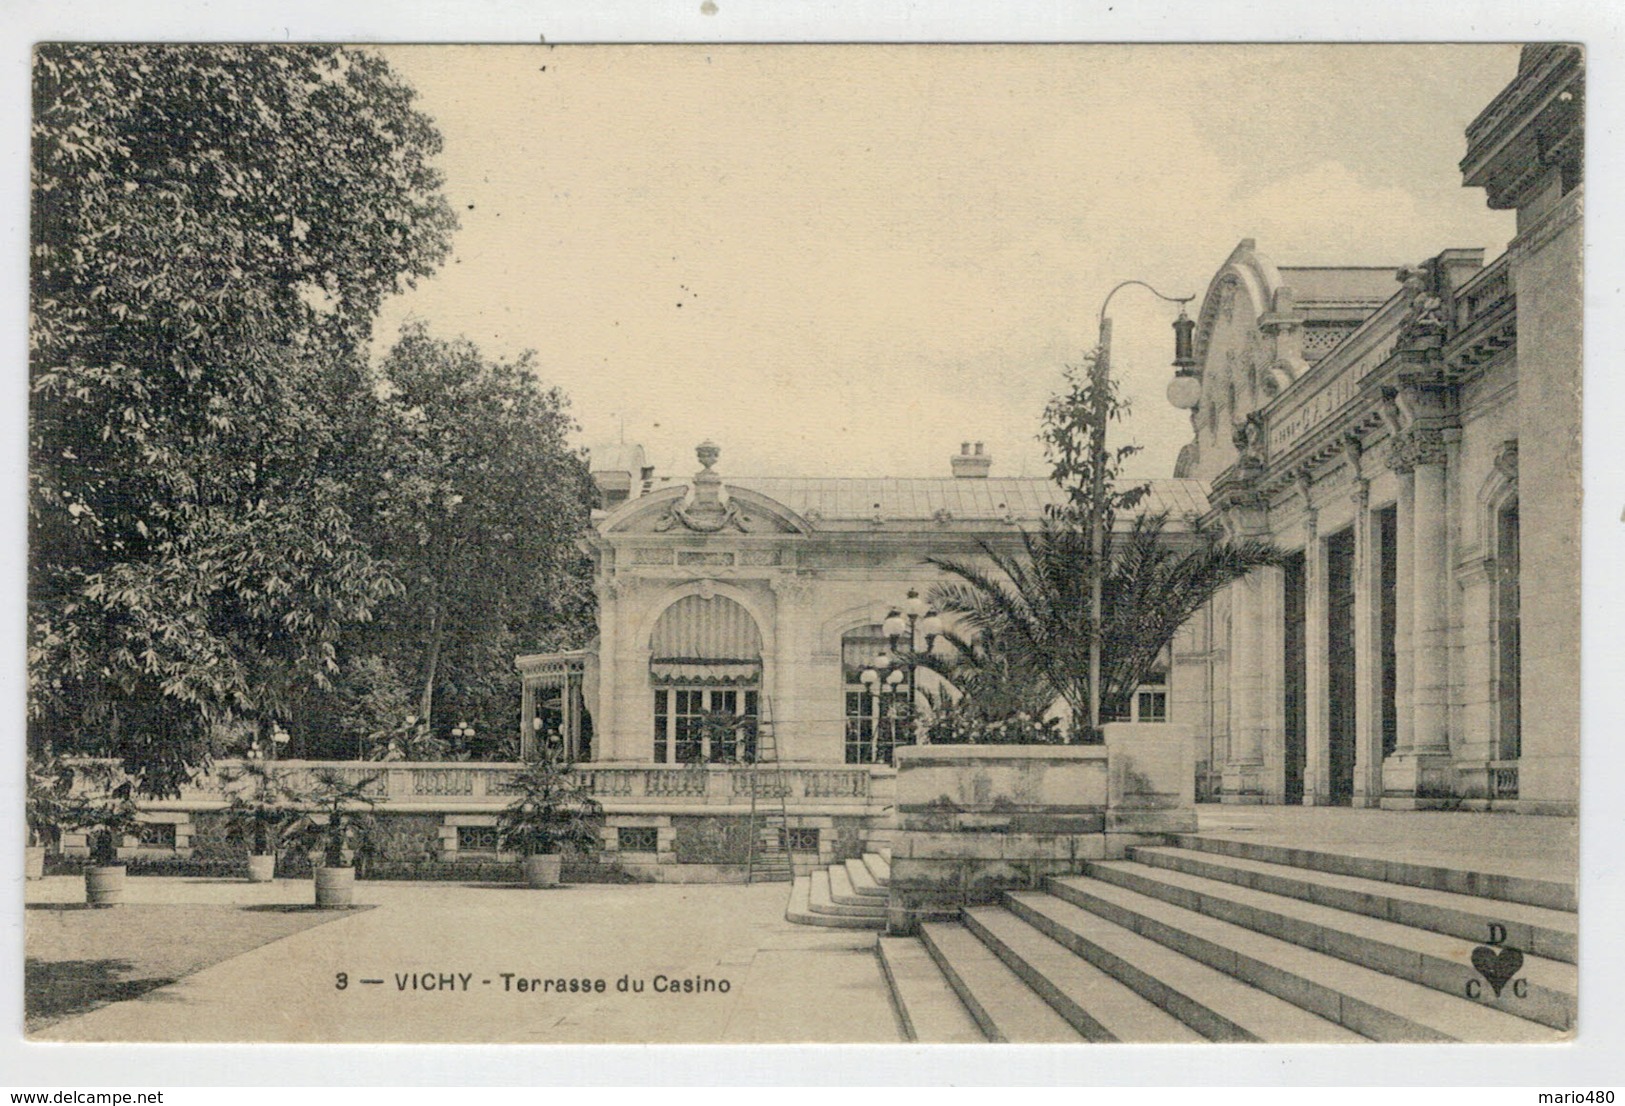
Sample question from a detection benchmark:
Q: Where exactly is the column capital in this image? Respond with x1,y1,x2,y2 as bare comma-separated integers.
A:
1384,426,1449,474
1349,478,1371,511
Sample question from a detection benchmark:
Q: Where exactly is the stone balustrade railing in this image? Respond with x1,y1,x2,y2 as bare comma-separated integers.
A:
164,759,888,809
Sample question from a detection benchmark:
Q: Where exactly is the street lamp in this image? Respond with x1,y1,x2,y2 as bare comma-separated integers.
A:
270,724,291,761
863,588,945,759
1087,281,1196,737
451,720,476,750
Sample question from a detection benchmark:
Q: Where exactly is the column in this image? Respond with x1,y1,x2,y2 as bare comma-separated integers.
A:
1393,470,1414,754
1410,457,1451,753
1221,570,1265,803
1350,479,1383,807
1302,512,1326,805
520,678,536,761
1382,432,1454,807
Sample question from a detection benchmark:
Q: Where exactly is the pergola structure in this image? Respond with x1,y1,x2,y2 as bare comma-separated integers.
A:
516,649,594,761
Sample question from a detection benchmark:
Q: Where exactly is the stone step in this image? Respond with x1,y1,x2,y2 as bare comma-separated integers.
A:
863,852,891,887
785,875,884,930
1003,892,1363,1043
1171,834,1576,912
961,906,1203,1043
1046,875,1564,1043
1094,857,1574,1030
845,858,888,899
819,866,886,918
918,922,1084,1042
877,937,986,1043
1130,845,1577,964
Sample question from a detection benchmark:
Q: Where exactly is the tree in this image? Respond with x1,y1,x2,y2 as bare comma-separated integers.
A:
929,350,1280,741
339,324,597,754
29,45,456,793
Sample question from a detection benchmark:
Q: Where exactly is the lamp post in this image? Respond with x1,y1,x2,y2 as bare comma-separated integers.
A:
451,720,475,755
270,724,291,761
1086,281,1197,737
864,588,944,758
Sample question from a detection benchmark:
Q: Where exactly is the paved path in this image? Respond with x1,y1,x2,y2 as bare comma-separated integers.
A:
29,878,901,1044
1196,806,1578,882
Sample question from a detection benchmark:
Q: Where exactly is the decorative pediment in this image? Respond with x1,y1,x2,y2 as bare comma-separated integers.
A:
599,443,814,537
600,484,813,536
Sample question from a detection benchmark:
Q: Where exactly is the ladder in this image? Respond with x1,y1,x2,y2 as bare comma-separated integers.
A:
744,696,795,884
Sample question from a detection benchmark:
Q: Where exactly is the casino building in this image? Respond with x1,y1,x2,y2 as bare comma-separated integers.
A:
537,44,1582,820
1171,44,1581,814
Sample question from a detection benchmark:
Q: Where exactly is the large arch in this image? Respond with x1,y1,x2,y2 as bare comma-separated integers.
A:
640,585,771,764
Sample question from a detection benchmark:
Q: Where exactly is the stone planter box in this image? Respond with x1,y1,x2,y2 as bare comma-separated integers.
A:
887,727,1198,933
1104,722,1198,839
889,744,1110,932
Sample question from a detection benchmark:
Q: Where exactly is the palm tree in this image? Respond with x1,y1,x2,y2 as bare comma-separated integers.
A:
910,622,1056,727
930,512,1280,741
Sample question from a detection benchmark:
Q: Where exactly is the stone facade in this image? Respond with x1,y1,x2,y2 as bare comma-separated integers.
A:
1179,46,1581,815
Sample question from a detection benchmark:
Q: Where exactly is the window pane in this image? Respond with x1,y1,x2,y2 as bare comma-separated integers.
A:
1138,691,1168,723
653,690,668,763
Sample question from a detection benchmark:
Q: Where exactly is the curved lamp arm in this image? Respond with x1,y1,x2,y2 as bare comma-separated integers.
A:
1097,279,1195,330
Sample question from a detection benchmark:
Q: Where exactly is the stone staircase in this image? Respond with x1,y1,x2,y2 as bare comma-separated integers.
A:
879,833,1577,1043
786,851,891,929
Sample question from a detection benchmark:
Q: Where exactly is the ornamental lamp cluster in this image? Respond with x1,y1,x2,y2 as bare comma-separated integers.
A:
860,587,944,744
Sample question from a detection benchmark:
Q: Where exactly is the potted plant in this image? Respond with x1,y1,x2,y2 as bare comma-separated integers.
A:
220,760,295,882
496,742,604,888
284,768,381,906
63,761,144,907
25,748,74,880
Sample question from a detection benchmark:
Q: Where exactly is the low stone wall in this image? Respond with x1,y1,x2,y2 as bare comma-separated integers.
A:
888,726,1198,933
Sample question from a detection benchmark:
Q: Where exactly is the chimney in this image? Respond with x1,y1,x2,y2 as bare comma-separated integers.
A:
951,440,992,479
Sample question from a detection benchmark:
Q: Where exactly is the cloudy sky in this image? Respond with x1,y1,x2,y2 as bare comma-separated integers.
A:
371,44,1519,482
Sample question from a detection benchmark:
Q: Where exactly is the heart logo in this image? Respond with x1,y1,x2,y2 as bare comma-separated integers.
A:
1471,945,1524,998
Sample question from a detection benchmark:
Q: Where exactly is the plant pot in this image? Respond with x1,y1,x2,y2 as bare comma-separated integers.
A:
246,854,277,883
522,853,561,889
86,865,127,907
314,865,355,907
25,845,46,881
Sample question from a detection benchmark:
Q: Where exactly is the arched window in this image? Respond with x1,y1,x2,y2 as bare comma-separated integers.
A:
841,625,912,764
649,594,762,764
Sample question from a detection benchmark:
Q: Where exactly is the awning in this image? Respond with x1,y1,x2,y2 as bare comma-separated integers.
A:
649,659,762,686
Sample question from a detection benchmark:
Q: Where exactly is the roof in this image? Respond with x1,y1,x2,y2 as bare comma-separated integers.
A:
1276,266,1399,310
586,442,647,474
727,477,1208,524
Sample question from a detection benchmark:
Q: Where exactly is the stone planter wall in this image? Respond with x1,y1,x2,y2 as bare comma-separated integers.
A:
888,726,1198,933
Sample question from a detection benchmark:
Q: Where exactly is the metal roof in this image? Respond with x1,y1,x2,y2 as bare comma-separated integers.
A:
728,477,1208,524
1276,266,1399,309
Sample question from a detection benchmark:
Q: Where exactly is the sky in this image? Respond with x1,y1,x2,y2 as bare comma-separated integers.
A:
369,44,1520,483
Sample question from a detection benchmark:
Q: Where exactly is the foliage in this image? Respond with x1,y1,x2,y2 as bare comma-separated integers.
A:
921,696,1067,745
29,44,456,794
60,761,145,865
283,768,383,868
687,709,755,765
929,343,1281,742
353,324,598,744
219,760,297,855
26,748,76,848
495,743,604,857
910,624,1055,728
1041,352,1152,529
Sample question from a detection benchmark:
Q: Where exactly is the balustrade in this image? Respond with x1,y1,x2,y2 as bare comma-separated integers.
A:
165,759,884,810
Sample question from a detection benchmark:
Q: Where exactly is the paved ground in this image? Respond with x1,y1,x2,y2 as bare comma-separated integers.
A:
27,807,1578,1044
26,877,901,1044
1195,806,1578,882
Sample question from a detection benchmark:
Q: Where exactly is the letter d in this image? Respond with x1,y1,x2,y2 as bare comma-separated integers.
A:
617,975,629,993
1488,923,1507,945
